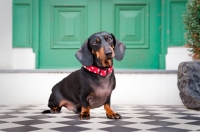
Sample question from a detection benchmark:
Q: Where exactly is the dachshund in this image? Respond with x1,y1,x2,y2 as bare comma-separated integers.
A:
42,31,126,119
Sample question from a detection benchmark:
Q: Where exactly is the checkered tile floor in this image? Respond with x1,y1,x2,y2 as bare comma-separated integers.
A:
0,105,200,132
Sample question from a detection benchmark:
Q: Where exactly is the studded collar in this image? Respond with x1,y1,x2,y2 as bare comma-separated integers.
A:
83,65,113,76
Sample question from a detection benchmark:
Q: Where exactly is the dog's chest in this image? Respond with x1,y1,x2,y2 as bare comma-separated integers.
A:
87,82,113,108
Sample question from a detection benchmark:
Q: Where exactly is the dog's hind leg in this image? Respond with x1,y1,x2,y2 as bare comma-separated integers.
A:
47,93,62,114
42,102,62,114
48,102,62,113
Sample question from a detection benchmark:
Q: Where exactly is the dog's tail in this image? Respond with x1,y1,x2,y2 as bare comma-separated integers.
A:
41,110,51,114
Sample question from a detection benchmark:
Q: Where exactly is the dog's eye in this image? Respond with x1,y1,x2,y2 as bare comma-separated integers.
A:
93,40,99,44
93,40,97,44
107,37,112,42
93,39,100,44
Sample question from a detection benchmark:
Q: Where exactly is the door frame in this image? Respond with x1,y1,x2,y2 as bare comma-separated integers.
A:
36,0,162,69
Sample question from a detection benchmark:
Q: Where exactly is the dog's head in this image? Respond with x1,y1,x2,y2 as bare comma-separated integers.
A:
75,31,126,67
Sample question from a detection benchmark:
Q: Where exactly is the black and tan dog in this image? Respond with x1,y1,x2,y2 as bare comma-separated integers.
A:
42,31,126,119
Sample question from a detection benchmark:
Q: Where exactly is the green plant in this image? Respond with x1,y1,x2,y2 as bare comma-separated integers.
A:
183,0,200,60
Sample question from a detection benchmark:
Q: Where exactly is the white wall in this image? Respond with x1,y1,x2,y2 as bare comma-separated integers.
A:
0,0,12,49
0,0,35,69
0,72,183,105
0,0,12,69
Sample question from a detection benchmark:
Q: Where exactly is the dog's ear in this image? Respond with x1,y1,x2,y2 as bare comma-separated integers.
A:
111,33,126,61
75,40,93,66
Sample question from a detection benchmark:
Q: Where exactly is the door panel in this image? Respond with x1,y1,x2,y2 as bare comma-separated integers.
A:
39,0,100,68
102,0,161,69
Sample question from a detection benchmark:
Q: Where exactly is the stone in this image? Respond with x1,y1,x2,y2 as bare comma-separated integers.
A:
177,61,200,109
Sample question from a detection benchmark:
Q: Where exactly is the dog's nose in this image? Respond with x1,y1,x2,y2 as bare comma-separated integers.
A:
105,51,112,56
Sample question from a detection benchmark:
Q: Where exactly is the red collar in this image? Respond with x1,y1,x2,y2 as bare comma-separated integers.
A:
83,65,113,76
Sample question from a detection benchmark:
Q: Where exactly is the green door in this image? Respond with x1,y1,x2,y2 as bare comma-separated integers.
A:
39,0,161,69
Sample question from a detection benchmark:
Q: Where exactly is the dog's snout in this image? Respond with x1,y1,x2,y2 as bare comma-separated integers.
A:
105,51,112,56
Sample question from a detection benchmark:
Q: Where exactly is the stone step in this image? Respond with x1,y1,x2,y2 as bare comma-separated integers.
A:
0,70,182,105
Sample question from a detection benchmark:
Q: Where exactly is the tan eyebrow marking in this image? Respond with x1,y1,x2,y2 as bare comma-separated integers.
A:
96,38,100,42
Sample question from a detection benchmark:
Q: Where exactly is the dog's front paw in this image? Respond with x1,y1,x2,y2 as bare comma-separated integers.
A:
79,106,90,120
106,112,122,119
104,104,122,119
79,112,90,120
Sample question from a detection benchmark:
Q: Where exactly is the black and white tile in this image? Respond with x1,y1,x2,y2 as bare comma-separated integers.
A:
0,105,200,132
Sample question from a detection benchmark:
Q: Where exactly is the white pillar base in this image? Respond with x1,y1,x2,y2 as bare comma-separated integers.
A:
0,48,36,69
166,47,192,70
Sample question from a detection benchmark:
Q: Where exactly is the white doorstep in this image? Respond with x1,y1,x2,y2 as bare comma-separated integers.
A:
0,70,182,105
